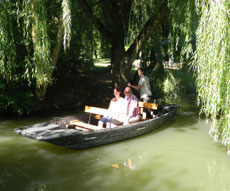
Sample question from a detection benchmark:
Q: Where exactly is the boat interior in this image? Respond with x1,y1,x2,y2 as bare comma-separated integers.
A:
62,102,172,132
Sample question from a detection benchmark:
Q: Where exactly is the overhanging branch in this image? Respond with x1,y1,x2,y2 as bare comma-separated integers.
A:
79,0,113,44
126,3,170,64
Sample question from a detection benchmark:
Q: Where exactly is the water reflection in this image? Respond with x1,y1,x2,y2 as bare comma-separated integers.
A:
1,97,230,191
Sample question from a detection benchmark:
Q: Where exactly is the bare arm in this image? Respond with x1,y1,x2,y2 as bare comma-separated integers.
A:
127,82,141,90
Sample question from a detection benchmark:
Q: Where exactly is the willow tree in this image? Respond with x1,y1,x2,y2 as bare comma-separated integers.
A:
0,0,197,99
0,2,17,81
194,0,230,150
0,0,71,101
79,0,170,87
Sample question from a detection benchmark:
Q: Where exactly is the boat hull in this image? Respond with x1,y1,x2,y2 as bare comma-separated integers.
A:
14,105,178,150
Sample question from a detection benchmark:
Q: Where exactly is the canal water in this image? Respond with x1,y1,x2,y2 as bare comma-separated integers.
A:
0,97,230,191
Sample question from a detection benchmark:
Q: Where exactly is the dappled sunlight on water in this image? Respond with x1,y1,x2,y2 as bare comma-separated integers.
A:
1,99,230,191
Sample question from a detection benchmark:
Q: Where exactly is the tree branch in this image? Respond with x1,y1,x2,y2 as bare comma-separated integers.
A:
126,3,170,64
79,0,113,44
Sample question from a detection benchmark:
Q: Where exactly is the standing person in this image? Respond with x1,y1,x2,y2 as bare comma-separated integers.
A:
128,68,155,118
127,68,152,102
123,86,139,125
98,87,125,128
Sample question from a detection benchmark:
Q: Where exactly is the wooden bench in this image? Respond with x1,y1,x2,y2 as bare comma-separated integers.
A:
138,101,158,110
138,101,158,119
84,106,108,116
84,105,108,123
70,120,104,131
69,106,108,131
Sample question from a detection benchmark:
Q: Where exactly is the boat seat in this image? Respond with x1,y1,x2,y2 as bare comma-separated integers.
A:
70,120,104,131
84,106,108,123
138,101,158,120
84,106,108,115
138,101,158,110
74,126,89,131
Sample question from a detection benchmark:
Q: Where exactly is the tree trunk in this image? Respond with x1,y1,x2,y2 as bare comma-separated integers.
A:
79,0,169,87
111,46,124,87
110,0,126,87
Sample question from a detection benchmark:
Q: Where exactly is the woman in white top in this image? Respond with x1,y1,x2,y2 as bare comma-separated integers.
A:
98,87,126,128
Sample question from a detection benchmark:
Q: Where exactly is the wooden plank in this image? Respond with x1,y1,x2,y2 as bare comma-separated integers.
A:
84,106,108,116
71,121,104,131
70,120,80,123
66,123,89,131
74,126,89,131
138,101,158,110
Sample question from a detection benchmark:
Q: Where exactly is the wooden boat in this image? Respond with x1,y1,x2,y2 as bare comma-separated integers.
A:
14,103,178,150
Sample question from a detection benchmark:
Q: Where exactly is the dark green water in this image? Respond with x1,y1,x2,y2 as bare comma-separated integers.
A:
1,98,230,191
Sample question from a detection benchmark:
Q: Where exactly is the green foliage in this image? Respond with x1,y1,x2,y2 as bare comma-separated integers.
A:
148,64,196,102
0,1,17,81
168,0,197,63
0,0,73,114
0,0,72,87
0,78,35,115
140,30,164,65
127,0,198,70
32,0,53,87
148,63,166,99
163,72,178,98
128,0,160,45
194,0,230,148
164,69,195,96
64,1,94,63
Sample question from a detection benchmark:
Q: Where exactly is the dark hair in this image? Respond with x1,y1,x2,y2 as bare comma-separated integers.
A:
114,87,121,92
138,68,143,72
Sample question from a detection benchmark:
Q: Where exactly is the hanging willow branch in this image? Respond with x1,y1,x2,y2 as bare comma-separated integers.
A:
31,0,53,88
62,0,71,52
0,0,72,100
20,0,34,83
128,0,157,44
128,0,197,63
194,0,230,149
0,1,17,81
168,0,197,62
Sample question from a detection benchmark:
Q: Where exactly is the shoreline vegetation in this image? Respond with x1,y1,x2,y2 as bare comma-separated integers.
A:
0,59,196,119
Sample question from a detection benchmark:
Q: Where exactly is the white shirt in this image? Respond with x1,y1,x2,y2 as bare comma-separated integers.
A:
138,74,152,99
107,97,126,121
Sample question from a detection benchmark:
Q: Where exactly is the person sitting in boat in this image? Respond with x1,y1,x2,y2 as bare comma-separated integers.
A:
123,86,139,125
98,87,126,128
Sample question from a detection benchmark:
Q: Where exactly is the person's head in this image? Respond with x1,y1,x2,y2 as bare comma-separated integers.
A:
137,68,144,77
124,86,132,98
114,87,121,98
